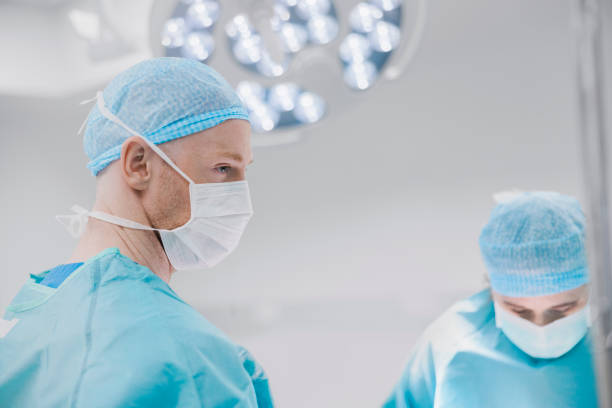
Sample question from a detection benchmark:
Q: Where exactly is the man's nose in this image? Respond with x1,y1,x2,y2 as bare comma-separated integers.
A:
535,314,557,327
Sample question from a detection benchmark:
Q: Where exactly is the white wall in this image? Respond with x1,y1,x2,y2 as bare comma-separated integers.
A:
0,0,583,406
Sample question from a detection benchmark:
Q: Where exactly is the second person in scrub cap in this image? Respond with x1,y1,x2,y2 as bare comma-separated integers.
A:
383,191,596,408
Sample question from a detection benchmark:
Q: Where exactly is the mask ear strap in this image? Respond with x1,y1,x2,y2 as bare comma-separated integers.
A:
56,205,165,236
77,95,98,136
87,209,162,232
94,91,195,185
56,205,90,238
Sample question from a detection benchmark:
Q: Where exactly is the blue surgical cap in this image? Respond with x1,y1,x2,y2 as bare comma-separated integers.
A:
83,57,249,175
479,191,588,297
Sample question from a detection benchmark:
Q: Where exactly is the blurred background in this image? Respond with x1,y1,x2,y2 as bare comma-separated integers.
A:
0,0,583,406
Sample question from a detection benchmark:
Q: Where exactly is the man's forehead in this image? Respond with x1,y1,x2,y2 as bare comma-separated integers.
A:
196,137,253,161
180,122,251,157
215,150,253,163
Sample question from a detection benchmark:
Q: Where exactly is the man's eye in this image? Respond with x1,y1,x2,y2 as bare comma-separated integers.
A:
216,166,231,174
550,303,577,315
549,308,570,317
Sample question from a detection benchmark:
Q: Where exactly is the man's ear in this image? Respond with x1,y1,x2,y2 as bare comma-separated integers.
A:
120,136,155,191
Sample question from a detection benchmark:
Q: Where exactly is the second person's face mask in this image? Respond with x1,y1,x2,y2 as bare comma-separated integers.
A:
494,301,590,359
83,91,254,271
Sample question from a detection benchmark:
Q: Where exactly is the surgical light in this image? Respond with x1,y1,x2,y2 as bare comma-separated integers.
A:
338,0,403,90
339,33,372,63
233,35,263,65
349,3,383,34
225,14,290,77
181,31,214,61
236,81,266,109
249,103,281,133
155,0,427,138
278,23,308,53
162,0,220,63
225,14,253,40
294,92,326,124
343,61,378,90
226,1,339,77
185,1,219,30
268,83,300,112
370,0,402,11
237,80,326,131
161,17,187,48
255,51,288,78
369,21,401,52
306,15,339,45
280,0,299,7
272,4,291,23
295,0,332,20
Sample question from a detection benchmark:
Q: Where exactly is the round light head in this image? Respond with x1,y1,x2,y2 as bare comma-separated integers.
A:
233,34,264,64
339,33,372,63
268,83,301,112
368,21,401,52
250,103,281,132
225,14,254,40
349,3,383,34
271,3,292,27
181,31,215,61
279,0,299,7
294,91,326,124
296,0,332,20
186,1,220,30
162,17,187,48
256,51,288,77
344,61,378,90
370,0,402,12
278,22,309,53
237,81,267,110
307,14,339,45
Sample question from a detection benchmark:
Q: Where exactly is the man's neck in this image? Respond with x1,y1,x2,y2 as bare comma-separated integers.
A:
68,217,174,284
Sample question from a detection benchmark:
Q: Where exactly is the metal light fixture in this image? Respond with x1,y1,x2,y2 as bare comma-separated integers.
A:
162,0,220,62
150,0,428,145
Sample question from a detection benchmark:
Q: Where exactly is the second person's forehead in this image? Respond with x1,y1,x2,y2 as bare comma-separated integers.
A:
506,294,581,310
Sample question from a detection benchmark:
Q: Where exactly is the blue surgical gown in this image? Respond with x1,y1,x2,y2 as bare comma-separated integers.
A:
0,248,274,408
384,289,597,408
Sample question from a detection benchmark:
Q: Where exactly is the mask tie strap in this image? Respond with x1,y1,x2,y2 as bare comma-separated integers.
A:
56,205,91,238
87,209,162,232
77,95,98,136
57,205,166,236
94,91,195,185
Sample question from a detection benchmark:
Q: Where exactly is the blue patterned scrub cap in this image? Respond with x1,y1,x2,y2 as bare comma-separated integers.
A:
479,191,588,297
83,57,249,175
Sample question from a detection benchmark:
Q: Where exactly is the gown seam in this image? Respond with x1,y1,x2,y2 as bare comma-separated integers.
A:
70,259,102,407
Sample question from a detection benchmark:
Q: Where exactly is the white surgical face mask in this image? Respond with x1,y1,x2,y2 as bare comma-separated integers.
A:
58,92,253,271
494,302,590,359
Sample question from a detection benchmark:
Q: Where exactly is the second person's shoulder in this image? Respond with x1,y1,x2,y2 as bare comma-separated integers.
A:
423,288,494,351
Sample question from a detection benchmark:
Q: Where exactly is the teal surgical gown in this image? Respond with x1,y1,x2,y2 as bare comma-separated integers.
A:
0,248,274,408
384,289,597,408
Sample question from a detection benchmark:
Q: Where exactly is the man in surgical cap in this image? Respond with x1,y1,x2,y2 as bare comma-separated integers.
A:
0,58,274,407
383,191,596,408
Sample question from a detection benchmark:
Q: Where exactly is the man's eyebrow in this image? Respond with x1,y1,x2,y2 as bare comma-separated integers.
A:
503,300,528,309
549,301,578,309
217,152,245,162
